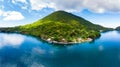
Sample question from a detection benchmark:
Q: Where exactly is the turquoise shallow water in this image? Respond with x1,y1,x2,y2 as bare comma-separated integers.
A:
0,31,120,67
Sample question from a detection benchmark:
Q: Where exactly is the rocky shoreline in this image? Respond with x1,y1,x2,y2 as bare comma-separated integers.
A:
43,38,93,44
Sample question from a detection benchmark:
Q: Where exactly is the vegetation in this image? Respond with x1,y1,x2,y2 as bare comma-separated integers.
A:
115,26,120,30
0,11,113,44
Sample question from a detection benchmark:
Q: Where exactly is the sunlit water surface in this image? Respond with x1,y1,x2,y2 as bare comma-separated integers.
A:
0,31,120,67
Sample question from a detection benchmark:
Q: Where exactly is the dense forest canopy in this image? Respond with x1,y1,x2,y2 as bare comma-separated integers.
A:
0,11,113,44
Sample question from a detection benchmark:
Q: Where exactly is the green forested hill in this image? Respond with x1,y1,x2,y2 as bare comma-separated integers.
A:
21,11,112,31
0,11,113,44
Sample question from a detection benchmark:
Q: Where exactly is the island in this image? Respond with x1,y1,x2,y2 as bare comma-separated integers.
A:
115,26,120,30
0,11,113,44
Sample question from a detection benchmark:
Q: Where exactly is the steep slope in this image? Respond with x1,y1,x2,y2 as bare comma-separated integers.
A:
22,11,112,31
0,11,113,44
18,11,102,44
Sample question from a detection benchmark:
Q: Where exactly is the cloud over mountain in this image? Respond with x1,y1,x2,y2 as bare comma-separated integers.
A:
30,0,120,13
0,0,120,28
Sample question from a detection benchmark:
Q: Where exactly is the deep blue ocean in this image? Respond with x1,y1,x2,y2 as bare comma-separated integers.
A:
0,31,120,67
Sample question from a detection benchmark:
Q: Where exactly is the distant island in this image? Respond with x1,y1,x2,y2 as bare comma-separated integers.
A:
115,26,120,30
0,11,113,44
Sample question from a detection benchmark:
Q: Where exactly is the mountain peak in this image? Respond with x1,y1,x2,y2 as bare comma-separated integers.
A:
53,10,68,13
1,11,112,44
41,10,83,23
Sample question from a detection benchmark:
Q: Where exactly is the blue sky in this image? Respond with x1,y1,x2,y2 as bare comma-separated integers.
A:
0,0,120,28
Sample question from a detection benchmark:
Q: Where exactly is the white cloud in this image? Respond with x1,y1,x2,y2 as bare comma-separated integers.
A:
0,33,25,48
29,0,120,13
0,10,24,21
12,0,27,4
1,11,24,21
84,0,120,13
30,0,54,11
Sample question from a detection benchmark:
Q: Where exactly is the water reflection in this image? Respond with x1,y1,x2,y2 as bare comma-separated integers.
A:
0,31,120,67
0,33,25,48
0,33,57,67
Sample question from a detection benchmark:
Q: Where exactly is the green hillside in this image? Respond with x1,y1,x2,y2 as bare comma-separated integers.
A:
115,26,120,30
20,11,112,31
0,11,113,44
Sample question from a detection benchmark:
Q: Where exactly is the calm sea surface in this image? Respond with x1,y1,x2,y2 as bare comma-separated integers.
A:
0,31,120,67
